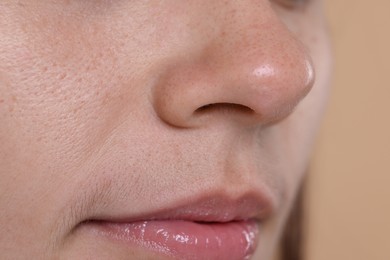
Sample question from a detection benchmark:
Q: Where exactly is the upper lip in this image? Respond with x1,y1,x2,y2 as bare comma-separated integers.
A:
90,190,275,224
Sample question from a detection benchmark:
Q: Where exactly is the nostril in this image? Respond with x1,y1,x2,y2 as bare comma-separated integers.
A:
195,103,255,115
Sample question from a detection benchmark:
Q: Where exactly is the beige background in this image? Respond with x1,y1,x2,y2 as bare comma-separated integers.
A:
307,0,390,259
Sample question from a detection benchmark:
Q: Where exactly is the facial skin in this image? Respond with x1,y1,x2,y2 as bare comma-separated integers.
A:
0,1,331,259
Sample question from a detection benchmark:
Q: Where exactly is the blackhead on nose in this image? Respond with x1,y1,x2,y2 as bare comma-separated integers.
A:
152,1,314,128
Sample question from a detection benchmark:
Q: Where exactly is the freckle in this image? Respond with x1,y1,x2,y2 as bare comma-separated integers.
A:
0,99,4,103
58,73,67,80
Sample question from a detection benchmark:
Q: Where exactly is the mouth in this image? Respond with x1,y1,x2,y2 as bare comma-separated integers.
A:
77,195,271,259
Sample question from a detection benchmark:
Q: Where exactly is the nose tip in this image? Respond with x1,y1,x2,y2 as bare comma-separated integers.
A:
151,5,315,128
247,55,315,124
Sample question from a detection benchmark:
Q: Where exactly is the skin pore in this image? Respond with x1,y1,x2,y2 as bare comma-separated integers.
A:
0,1,331,259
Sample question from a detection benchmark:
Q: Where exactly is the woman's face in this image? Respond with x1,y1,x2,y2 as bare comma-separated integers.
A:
0,1,331,259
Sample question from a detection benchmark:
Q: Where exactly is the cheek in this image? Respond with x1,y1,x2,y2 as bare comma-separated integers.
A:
0,32,137,218
306,30,333,119
0,25,139,245
1,48,107,163
0,8,144,166
293,9,333,125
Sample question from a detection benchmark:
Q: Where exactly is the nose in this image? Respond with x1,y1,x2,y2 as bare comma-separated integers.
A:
152,1,314,128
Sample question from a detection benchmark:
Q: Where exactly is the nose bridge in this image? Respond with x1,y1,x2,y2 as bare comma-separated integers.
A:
152,1,314,128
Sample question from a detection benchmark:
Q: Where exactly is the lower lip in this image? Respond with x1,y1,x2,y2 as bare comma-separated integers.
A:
89,220,259,260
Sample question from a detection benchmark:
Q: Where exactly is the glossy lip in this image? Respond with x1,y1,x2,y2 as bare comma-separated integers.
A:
88,219,260,260
81,194,273,259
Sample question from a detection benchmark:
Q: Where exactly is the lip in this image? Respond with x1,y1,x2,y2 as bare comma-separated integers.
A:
93,192,274,223
81,195,272,259
87,219,259,260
